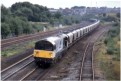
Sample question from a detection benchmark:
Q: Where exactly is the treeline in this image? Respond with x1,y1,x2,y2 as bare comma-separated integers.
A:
10,2,51,22
101,13,120,22
1,2,63,39
1,2,82,39
1,5,32,38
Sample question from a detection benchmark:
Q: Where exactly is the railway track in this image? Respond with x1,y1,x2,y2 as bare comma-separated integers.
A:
1,22,91,49
1,52,54,80
1,55,32,72
79,43,94,81
1,30,56,49
79,27,109,81
20,67,50,80
20,67,38,80
1,55,34,80
1,31,45,43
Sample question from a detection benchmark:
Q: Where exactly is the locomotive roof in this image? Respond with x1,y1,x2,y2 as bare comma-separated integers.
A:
38,34,67,45
36,36,58,46
45,36,60,45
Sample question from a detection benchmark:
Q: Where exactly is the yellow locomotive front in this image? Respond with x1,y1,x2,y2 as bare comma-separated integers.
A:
33,40,55,66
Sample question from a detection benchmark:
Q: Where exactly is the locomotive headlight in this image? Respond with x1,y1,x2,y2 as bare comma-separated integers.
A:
33,50,39,57
49,53,52,55
35,51,39,54
49,52,53,58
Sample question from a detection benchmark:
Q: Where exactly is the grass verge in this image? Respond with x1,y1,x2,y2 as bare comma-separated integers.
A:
95,22,120,80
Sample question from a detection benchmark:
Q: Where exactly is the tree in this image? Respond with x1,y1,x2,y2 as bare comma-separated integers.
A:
1,5,11,22
49,18,55,26
54,12,62,19
10,2,51,22
103,13,106,17
64,19,72,25
116,13,120,18
1,23,11,38
23,24,32,34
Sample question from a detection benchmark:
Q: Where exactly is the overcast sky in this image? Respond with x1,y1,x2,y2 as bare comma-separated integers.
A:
1,0,121,8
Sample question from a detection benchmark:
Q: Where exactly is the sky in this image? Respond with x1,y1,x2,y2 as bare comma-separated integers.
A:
1,0,121,8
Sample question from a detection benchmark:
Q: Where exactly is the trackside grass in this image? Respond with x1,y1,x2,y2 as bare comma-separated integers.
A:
95,22,120,80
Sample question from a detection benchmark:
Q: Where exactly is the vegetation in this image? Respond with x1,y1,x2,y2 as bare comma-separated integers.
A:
62,15,81,25
95,13,120,80
1,4,35,38
101,12,120,22
10,2,51,22
104,19,120,61
1,2,83,39
1,39,36,57
95,44,120,80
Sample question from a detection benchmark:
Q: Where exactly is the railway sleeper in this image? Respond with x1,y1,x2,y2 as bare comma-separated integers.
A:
82,74,92,78
83,66,92,69
83,64,92,67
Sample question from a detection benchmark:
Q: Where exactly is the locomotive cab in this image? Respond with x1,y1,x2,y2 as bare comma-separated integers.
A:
33,40,55,66
35,40,55,51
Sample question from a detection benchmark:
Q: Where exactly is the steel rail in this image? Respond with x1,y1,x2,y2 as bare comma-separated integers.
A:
20,67,38,81
2,60,34,80
79,43,90,81
1,55,32,73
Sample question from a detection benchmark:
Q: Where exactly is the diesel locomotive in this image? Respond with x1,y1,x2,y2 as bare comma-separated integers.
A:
33,20,100,67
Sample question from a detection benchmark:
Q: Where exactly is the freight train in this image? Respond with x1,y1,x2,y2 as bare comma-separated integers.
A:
33,20,100,67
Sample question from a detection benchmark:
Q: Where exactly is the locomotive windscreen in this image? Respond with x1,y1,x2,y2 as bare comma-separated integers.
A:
35,40,54,51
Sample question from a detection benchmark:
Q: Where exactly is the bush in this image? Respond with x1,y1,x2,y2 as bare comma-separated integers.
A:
1,23,11,38
107,48,114,55
105,27,119,55
113,22,119,26
102,15,117,22
104,37,109,45
32,24,43,32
